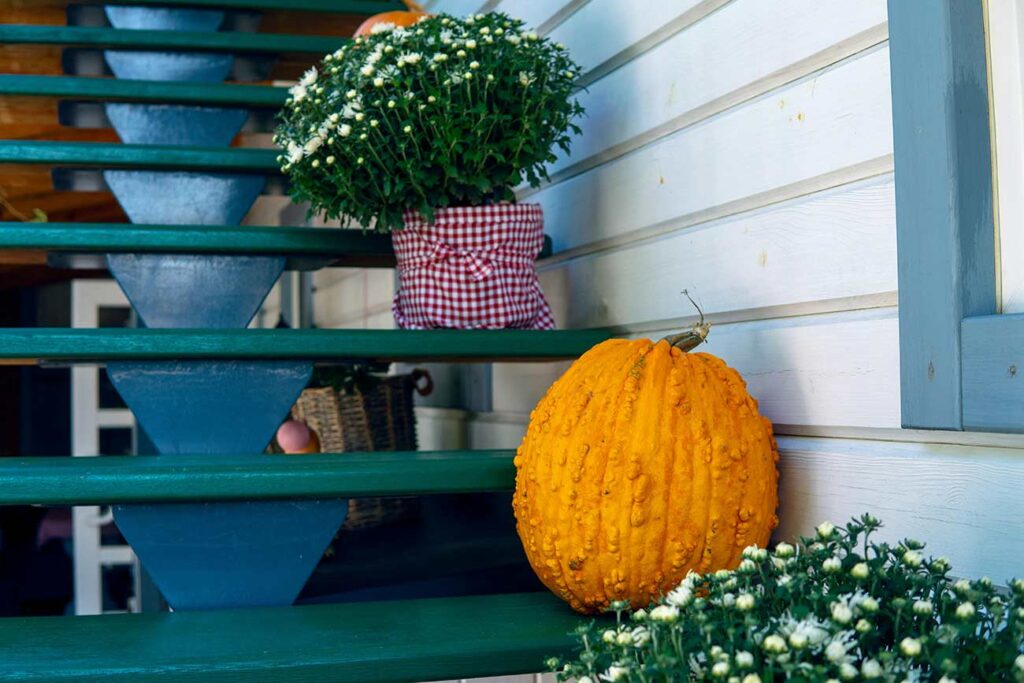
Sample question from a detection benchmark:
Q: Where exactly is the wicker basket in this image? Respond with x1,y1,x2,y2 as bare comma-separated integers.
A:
291,371,430,530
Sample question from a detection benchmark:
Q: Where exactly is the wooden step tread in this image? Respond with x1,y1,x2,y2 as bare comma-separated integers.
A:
0,592,582,683
0,24,348,54
0,74,287,108
0,450,516,506
0,222,553,270
0,328,611,365
0,140,279,172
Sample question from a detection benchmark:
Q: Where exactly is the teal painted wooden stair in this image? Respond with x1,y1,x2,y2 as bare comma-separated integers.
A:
0,2,592,680
0,221,553,269
0,593,582,683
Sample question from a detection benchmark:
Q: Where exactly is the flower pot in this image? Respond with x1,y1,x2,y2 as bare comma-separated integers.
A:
391,204,555,330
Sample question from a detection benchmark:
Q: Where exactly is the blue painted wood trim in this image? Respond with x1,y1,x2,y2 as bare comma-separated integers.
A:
888,0,997,429
961,314,1024,432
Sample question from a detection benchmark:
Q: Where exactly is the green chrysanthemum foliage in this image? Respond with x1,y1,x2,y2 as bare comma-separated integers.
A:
554,515,1024,683
274,12,584,232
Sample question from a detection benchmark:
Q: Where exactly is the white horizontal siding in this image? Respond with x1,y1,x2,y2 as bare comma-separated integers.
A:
531,45,894,253
312,269,394,329
539,174,897,328
776,436,1024,582
480,0,583,34
422,0,489,18
547,0,710,73
492,308,901,429
546,0,887,181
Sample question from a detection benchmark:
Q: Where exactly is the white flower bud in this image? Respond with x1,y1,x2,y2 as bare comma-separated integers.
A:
912,599,933,615
742,676,762,683
774,542,795,558
825,641,847,662
850,562,869,579
861,659,882,679
649,605,679,622
831,603,853,625
762,634,787,653
711,661,730,678
788,632,808,650
900,637,922,657
735,651,754,668
823,557,842,574
902,550,923,568
736,594,756,611
956,601,975,619
817,521,835,539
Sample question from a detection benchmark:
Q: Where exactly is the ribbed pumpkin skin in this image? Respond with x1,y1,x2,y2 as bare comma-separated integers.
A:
513,338,779,614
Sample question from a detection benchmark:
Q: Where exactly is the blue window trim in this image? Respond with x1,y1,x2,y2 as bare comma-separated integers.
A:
888,0,1001,431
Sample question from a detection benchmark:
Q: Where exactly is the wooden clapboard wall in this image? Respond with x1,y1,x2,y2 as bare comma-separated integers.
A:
310,0,1024,583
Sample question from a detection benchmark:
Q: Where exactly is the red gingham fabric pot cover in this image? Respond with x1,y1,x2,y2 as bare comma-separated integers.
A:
392,204,555,330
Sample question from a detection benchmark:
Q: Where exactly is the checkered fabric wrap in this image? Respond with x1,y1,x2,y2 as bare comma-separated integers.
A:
392,204,555,330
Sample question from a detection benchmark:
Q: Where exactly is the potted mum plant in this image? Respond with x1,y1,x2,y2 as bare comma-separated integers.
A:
552,515,1024,683
275,12,584,329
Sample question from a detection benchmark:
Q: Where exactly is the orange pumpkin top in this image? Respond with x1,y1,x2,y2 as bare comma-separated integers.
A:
513,337,779,614
355,10,429,37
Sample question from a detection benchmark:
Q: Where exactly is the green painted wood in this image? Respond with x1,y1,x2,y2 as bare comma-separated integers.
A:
0,25,347,54
0,75,287,108
0,222,553,267
961,314,1024,432
0,327,611,363
0,222,393,267
887,0,996,430
0,141,278,172
0,592,583,682
74,0,405,13
0,451,516,506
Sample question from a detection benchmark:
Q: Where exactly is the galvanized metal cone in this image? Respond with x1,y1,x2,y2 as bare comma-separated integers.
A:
108,361,348,610
102,6,348,610
103,6,234,82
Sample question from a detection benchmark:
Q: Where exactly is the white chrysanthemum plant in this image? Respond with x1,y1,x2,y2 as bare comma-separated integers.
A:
553,515,1024,683
275,12,584,330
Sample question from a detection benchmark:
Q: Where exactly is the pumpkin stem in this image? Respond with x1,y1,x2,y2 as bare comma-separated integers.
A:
662,290,711,352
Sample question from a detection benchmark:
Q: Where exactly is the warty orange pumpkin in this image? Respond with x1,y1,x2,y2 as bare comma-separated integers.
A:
512,323,779,614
